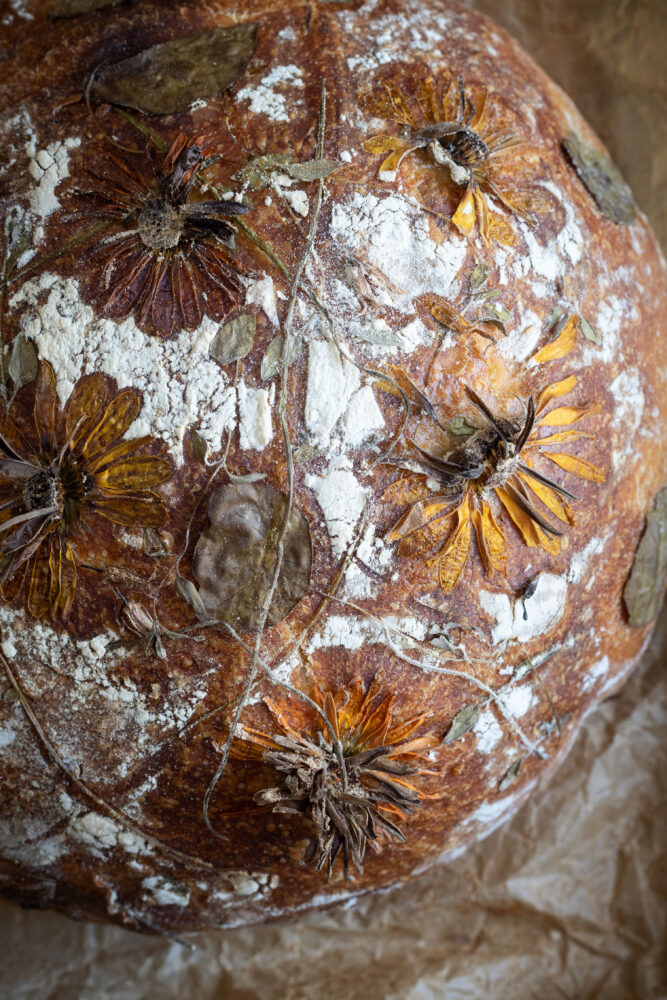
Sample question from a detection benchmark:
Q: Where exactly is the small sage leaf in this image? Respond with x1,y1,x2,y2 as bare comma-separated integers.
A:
624,487,667,626
88,23,258,115
354,324,403,348
174,574,208,620
499,758,523,791
193,482,312,633
260,335,283,380
143,527,169,558
49,0,124,16
563,132,636,225
469,260,489,293
579,315,600,345
443,704,480,744
210,314,256,365
8,337,38,395
191,429,209,466
285,159,341,182
233,153,295,191
545,306,565,334
484,302,511,335
449,415,477,436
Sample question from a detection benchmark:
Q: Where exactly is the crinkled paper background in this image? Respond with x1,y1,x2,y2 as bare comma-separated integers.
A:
1,0,666,997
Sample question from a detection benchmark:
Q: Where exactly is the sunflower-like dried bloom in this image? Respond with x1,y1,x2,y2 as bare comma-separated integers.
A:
232,677,438,877
78,132,250,337
0,361,172,619
362,75,547,243
384,315,605,591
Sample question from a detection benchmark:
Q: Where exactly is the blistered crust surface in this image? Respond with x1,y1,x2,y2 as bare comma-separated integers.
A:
0,0,666,932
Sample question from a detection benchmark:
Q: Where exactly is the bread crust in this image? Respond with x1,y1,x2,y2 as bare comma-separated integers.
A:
0,0,665,932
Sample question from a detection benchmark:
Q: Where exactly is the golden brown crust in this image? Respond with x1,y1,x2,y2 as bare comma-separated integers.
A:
0,0,665,933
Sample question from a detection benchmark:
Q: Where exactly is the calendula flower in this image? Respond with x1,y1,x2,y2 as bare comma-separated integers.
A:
230,676,438,878
0,361,172,619
362,74,547,243
384,316,605,591
77,132,251,337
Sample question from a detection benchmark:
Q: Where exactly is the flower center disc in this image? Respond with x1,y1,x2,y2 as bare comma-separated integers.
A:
24,469,64,513
137,198,183,251
442,127,489,167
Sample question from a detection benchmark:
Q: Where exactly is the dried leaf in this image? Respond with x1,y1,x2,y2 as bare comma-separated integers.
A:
143,527,169,558
545,306,566,334
579,315,600,345
8,336,38,394
174,574,208,620
353,325,403,348
210,314,256,365
623,487,667,626
285,159,341,182
469,261,489,293
499,758,523,791
233,153,295,191
88,23,258,115
483,302,511,335
260,331,301,380
449,416,477,436
443,704,480,744
191,429,209,466
193,483,312,632
563,132,636,225
49,0,124,16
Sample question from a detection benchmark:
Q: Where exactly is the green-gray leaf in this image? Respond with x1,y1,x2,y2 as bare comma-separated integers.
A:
499,758,523,791
563,132,636,225
88,23,257,115
191,429,209,466
8,337,38,395
174,574,208,620
443,704,480,744
469,260,489,293
449,415,477,436
210,314,256,365
579,315,600,345
624,487,667,626
285,159,341,182
234,153,295,191
193,483,312,633
260,331,301,379
354,325,403,348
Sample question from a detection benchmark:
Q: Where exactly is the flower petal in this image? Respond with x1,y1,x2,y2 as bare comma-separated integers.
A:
86,434,154,474
27,545,52,619
532,314,578,364
382,476,431,507
532,429,594,446
517,472,574,524
472,500,506,573
536,375,578,414
33,361,58,454
542,451,605,483
362,135,401,154
64,373,108,452
92,494,168,527
452,188,476,236
539,403,601,427
437,499,472,592
95,455,172,492
495,484,560,555
82,389,142,460
387,498,452,542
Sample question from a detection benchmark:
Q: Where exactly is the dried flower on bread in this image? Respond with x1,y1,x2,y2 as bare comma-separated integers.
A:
0,360,172,619
362,74,548,243
230,676,439,878
74,132,250,337
384,315,605,591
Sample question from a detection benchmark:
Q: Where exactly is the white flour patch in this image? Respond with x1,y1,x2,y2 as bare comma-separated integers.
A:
496,683,536,720
582,655,610,693
27,138,80,219
236,65,304,123
308,614,427,652
306,456,367,559
480,573,567,645
329,191,467,312
473,709,504,754
237,381,274,450
9,273,240,463
245,274,279,326
608,369,645,470
142,876,191,907
356,522,395,574
305,340,360,448
567,533,609,584
341,561,375,600
342,384,385,447
68,813,152,858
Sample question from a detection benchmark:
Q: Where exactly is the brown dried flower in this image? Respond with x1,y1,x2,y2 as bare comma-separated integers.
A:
77,132,251,337
231,676,438,878
0,361,172,619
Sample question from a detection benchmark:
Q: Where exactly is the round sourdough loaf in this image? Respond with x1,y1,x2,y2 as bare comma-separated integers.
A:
0,0,665,934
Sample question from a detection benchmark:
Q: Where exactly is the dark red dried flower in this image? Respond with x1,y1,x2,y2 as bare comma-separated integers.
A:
78,133,251,337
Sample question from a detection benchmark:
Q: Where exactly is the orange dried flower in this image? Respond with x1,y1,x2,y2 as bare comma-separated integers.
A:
384,316,605,591
77,133,250,337
231,676,438,877
0,361,172,619
362,74,547,243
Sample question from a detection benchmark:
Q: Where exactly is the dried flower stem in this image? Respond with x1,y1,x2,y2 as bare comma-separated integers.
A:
202,80,336,839
0,220,112,291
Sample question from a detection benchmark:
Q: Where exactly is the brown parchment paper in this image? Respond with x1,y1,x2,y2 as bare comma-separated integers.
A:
1,1,666,997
